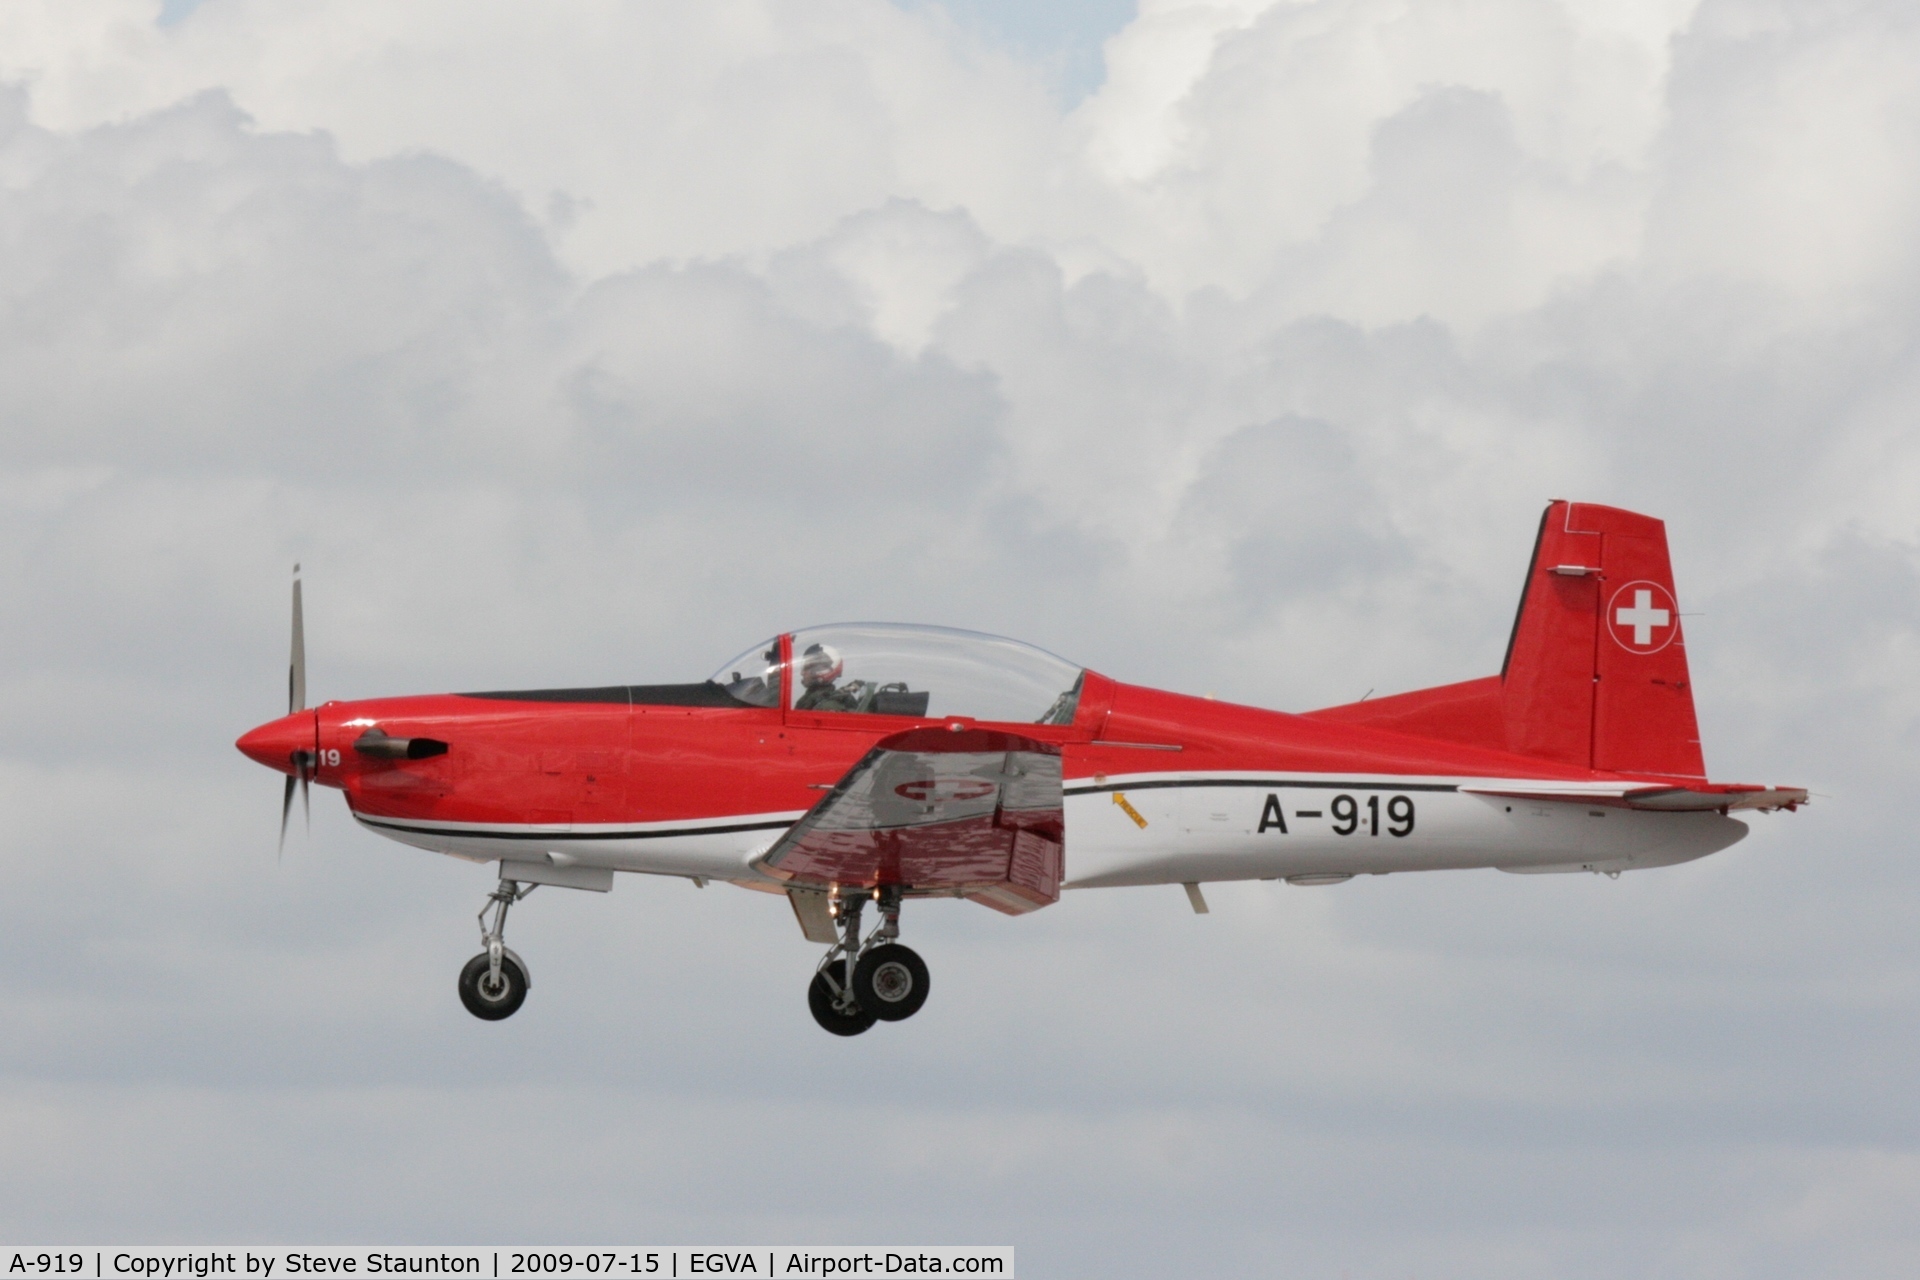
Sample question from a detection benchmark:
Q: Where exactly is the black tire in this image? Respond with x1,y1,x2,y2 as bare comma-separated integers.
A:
459,952,529,1020
853,944,929,1022
808,961,877,1036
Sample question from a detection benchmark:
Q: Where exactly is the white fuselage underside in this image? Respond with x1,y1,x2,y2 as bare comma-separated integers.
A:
352,771,1749,888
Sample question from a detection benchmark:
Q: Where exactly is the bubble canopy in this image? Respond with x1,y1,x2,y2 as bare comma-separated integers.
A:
708,623,1084,724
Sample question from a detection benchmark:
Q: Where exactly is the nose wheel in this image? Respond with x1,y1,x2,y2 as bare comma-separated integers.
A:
459,951,529,1019
807,888,930,1035
460,878,534,1021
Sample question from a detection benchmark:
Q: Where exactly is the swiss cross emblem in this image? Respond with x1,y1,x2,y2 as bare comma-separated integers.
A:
1607,581,1678,653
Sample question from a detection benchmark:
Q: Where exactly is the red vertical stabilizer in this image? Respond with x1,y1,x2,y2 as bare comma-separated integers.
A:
1572,503,1704,778
1307,500,1705,779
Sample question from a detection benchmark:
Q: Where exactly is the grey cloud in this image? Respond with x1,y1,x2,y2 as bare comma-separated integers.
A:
0,90,566,477
558,261,1003,510
1177,414,1408,605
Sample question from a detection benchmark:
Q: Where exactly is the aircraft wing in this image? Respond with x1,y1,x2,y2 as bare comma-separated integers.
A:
1460,780,1807,812
756,727,1064,915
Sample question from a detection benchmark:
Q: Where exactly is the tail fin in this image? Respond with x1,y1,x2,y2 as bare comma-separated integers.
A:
1309,501,1705,778
1502,501,1703,776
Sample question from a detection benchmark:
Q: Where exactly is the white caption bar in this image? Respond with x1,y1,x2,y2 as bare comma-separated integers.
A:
2,1249,1013,1280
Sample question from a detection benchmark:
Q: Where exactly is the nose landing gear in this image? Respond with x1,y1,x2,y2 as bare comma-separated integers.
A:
459,878,534,1020
808,886,929,1036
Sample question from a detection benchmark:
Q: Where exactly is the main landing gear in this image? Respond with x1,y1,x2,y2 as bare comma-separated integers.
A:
809,886,930,1036
459,877,534,1020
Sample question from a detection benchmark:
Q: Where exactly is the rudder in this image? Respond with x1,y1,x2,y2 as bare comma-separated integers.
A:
1501,501,1704,778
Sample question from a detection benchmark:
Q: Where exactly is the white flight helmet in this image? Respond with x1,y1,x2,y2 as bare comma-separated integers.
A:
799,642,843,688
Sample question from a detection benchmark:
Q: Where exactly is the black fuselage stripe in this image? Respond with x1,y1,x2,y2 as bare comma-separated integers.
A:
355,816,796,841
1064,778,1461,796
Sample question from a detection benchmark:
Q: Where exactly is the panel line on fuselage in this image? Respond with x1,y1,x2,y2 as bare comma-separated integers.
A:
1065,777,1462,796
354,814,801,841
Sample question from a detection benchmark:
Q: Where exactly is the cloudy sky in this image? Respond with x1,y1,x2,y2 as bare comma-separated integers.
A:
2,0,1917,1273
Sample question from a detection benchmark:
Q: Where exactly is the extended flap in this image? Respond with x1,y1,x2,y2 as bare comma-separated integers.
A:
757,727,1064,912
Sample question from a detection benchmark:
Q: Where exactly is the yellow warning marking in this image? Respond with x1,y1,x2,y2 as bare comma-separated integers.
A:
1112,792,1148,829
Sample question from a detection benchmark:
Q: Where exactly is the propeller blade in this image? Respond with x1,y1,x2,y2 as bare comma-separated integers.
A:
274,569,312,861
279,772,297,856
289,564,306,715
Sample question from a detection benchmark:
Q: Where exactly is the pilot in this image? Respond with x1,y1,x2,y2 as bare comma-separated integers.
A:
795,642,860,712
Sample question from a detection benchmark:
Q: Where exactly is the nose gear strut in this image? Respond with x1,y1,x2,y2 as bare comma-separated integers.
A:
458,878,535,1020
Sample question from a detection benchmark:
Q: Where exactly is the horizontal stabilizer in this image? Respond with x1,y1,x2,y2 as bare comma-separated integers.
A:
1460,782,1807,812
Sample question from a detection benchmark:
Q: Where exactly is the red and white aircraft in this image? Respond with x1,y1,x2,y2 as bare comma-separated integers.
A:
237,501,1804,1035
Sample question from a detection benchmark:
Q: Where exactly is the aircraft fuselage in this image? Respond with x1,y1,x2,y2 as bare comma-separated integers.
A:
236,671,1748,890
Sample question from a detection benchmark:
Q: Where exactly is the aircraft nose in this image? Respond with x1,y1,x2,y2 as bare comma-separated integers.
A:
236,711,315,774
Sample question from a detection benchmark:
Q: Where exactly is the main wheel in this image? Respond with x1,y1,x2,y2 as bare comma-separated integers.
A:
853,944,929,1022
459,952,529,1020
808,962,877,1036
